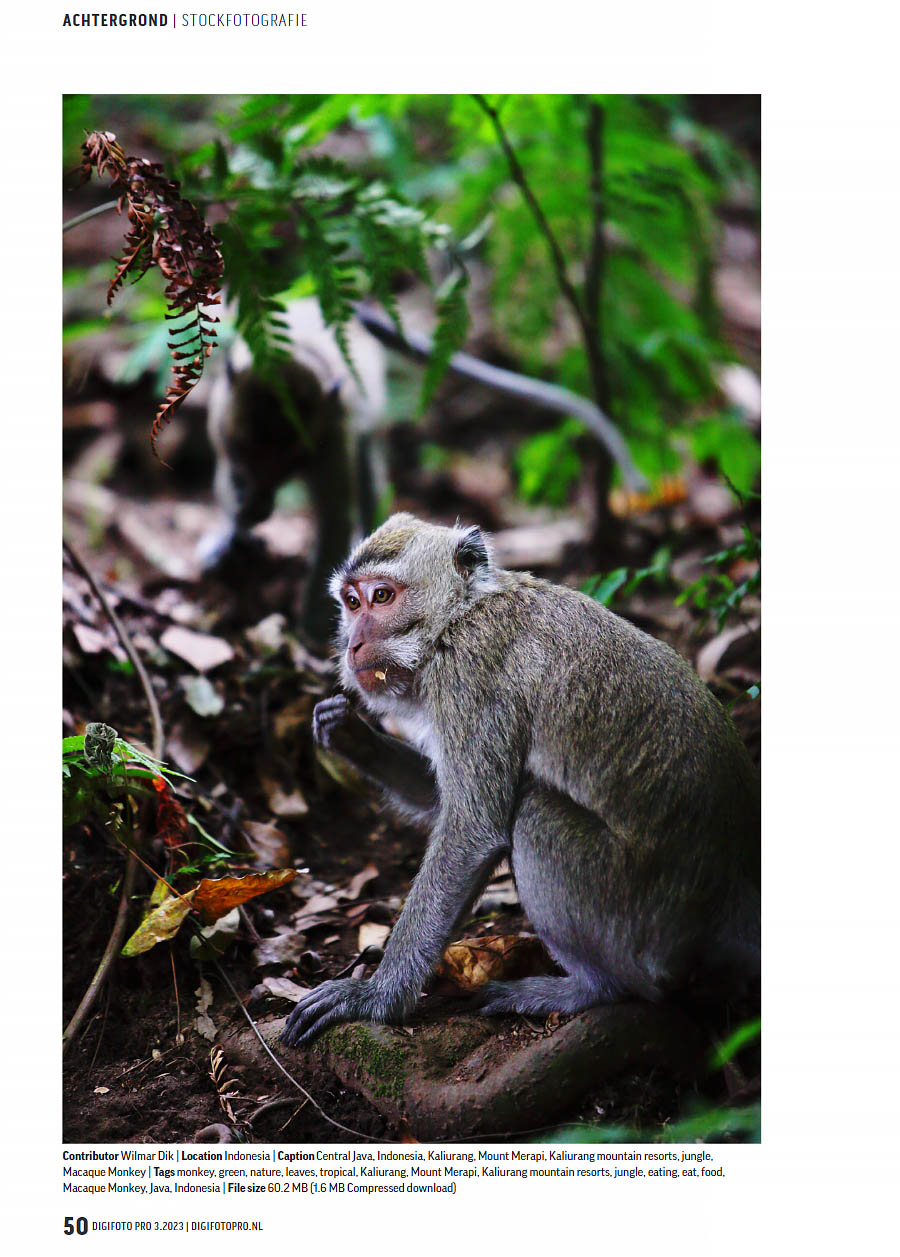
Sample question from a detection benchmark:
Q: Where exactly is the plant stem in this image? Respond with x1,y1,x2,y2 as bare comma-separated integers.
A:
584,99,608,406
62,539,165,1054
63,541,163,757
473,96,587,337
473,94,621,532
63,845,138,1055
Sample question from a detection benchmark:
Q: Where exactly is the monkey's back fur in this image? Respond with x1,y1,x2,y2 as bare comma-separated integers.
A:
427,576,759,999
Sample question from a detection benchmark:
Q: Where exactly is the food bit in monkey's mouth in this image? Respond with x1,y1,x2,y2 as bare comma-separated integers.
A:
374,670,387,682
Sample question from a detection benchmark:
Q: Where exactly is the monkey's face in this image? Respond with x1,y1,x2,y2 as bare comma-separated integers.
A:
337,576,417,697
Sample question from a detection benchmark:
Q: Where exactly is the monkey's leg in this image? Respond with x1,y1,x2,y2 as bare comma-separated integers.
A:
197,449,275,572
282,750,515,1045
478,973,623,1017
478,782,642,1019
313,695,438,825
300,409,356,645
282,831,504,1045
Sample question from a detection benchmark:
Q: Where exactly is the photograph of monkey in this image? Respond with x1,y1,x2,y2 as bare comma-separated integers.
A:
63,94,760,1144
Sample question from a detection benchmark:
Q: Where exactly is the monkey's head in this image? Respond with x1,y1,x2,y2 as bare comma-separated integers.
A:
329,513,500,707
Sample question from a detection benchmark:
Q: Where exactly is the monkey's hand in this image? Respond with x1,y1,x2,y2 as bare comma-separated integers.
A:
312,693,366,753
313,695,438,824
280,978,403,1047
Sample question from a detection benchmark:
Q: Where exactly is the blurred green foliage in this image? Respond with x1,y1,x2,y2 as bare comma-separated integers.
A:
583,545,673,607
676,522,761,630
538,1013,761,1145
64,94,759,501
542,1102,760,1144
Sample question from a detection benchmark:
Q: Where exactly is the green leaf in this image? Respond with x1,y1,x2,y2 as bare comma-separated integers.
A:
420,269,470,408
709,1018,761,1070
515,420,584,506
690,414,761,495
584,570,630,605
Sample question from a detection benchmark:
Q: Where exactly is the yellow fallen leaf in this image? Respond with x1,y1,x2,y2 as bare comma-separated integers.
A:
121,889,196,956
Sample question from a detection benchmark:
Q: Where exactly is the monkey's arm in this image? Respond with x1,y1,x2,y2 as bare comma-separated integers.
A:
282,716,520,1046
313,695,438,825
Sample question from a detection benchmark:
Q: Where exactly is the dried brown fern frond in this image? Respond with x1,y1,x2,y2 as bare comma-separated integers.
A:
79,130,224,459
208,1045,239,1125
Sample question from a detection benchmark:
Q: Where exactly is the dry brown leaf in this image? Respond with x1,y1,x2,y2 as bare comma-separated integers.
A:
291,910,343,933
434,935,551,992
180,675,225,718
338,862,380,902
160,625,234,673
257,755,309,818
194,977,216,1041
475,876,520,911
194,869,297,923
165,720,210,775
273,696,314,744
261,777,309,819
252,932,306,968
358,922,390,951
245,613,288,654
695,622,760,682
344,902,371,927
242,819,292,869
72,623,112,655
689,480,736,526
262,976,309,1003
291,911,345,934
297,893,341,915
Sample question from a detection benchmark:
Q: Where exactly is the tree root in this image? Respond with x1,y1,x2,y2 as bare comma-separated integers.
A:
221,1004,706,1141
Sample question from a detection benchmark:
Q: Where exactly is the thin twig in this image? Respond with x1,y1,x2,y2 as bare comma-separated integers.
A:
63,830,139,1054
63,540,164,758
169,948,182,1042
246,1096,310,1127
212,959,380,1142
62,539,165,1054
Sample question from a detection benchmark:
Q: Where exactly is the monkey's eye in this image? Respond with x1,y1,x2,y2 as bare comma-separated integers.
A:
372,587,394,605
344,591,361,611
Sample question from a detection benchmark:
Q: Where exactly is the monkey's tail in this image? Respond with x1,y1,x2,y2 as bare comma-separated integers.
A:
354,303,649,495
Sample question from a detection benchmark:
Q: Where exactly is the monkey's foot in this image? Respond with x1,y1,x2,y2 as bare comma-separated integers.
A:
196,526,267,575
280,977,400,1046
477,974,622,1017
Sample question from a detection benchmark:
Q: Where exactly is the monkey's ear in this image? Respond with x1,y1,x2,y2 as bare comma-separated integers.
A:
454,526,492,580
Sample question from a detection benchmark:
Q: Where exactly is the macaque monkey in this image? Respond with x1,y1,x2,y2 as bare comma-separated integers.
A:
281,514,759,1046
199,300,387,643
